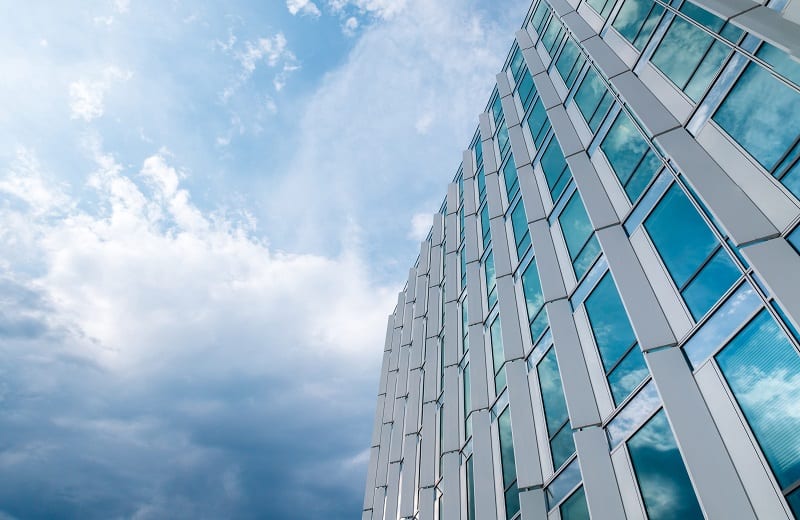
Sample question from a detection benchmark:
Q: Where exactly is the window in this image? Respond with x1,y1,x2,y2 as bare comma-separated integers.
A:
527,98,551,152
644,184,740,320
475,138,484,168
510,201,531,259
555,38,586,89
586,0,616,18
490,316,507,392
612,0,664,51
460,248,467,291
650,3,742,102
542,17,566,55
541,138,572,202
497,121,511,159
517,69,536,111
560,486,590,520
498,408,520,519
485,251,498,310
627,410,703,519
461,298,469,352
573,67,614,133
477,165,487,202
789,225,800,254
481,204,491,249
509,48,525,80
459,206,466,243
530,1,550,34
466,455,476,520
599,111,662,202
492,94,504,125
712,44,800,201
463,362,472,439
538,347,575,469
503,154,520,200
521,259,548,343
716,309,800,504
559,192,602,281
584,272,648,405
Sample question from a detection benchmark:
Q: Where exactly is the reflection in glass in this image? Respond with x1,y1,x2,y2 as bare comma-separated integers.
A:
498,408,520,520
491,316,507,393
612,0,665,51
541,138,572,202
559,192,601,280
546,458,582,509
627,410,703,519
560,486,590,520
485,251,497,309
527,98,551,151
600,111,662,202
511,201,530,258
607,381,660,448
573,67,614,133
555,38,586,89
522,259,548,343
538,348,575,469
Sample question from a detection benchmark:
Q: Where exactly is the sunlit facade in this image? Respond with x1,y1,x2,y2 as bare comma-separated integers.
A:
363,0,800,518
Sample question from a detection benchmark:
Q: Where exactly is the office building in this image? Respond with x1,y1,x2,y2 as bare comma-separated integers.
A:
363,0,800,517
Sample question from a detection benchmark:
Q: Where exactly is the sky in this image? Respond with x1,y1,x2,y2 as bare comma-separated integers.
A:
0,0,528,518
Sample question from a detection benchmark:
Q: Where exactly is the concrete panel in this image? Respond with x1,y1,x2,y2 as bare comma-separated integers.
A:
489,216,514,277
574,426,626,519
644,347,757,519
742,237,800,332
530,219,568,302
399,434,420,519
609,72,680,137
363,445,381,510
532,71,562,109
419,402,437,488
581,36,627,79
441,451,461,520
654,128,778,246
497,275,526,361
517,163,547,223
468,323,491,411
519,487,548,520
597,225,676,350
546,105,583,157
562,11,595,41
442,365,460,453
732,6,800,60
546,299,601,428
567,152,619,230
506,359,545,488
471,409,499,520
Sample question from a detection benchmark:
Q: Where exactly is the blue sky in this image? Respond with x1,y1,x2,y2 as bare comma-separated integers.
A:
0,0,527,517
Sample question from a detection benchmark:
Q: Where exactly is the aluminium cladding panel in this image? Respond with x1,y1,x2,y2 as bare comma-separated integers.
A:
731,6,800,60
742,237,800,332
479,113,493,148
546,105,584,158
463,149,476,181
384,314,394,350
596,225,676,350
467,323,491,411
378,349,391,394
654,128,778,246
685,0,756,19
561,11,594,42
643,347,757,519
443,301,460,367
547,0,575,17
567,152,620,230
485,170,506,220
371,487,386,520
383,371,398,423
399,433,421,518
496,275,527,361
371,394,386,447
466,263,485,327
506,359,545,488
418,239,432,276
471,409,499,518
489,216,514,278
515,29,534,50
384,461,402,520
608,72,680,138
404,368,423,435
530,219,568,302
417,486,436,520
573,426,626,519
394,291,406,330
422,337,440,403
375,423,393,488
409,317,426,370
446,183,459,217
519,487,548,520
545,298,601,428
431,213,445,247
418,402,438,488
580,36,628,79
440,451,461,520
531,70,562,110
363,445,381,511
517,163,547,223
507,124,533,168
464,214,480,264
441,365,461,453
464,178,478,218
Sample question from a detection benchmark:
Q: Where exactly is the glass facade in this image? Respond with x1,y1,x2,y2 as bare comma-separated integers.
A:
365,1,800,519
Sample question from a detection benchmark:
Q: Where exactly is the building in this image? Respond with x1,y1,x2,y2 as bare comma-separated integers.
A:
362,0,800,517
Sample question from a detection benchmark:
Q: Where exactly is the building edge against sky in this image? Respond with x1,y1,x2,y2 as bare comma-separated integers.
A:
363,0,800,518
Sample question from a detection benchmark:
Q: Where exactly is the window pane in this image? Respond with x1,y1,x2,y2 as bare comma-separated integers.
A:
510,48,524,80
555,38,586,89
498,121,511,158
481,204,491,248
787,488,800,518
551,422,576,469
712,47,800,201
541,138,572,201
527,98,551,151
466,456,476,520
478,165,486,200
498,408,517,489
716,309,800,489
627,410,704,520
573,235,602,280
485,251,497,309
503,154,519,200
586,0,615,19
538,348,570,435
608,346,648,405
612,0,664,51
522,259,546,334
573,67,614,133
542,18,565,54
491,316,507,392
511,201,530,257
560,487,590,520
531,2,550,34
517,69,536,111
475,139,484,166
600,111,662,202
559,192,596,279
505,481,520,520
492,95,503,125
681,247,740,320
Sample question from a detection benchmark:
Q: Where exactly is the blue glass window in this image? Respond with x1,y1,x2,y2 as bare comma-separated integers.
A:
627,410,703,519
459,206,466,243
461,298,469,352
612,0,664,51
492,94,504,125
559,192,602,280
789,225,800,254
485,251,498,310
503,154,520,200
599,111,662,202
522,259,549,343
481,204,491,249
573,67,614,133
651,3,741,102
466,455,476,520
716,310,800,493
542,17,566,54
527,98,551,152
497,121,511,159
541,138,572,202
463,362,472,438
538,347,575,469
530,2,550,34
584,272,648,405
498,408,520,519
586,0,615,19
560,486,590,520
491,316,507,392
644,184,740,320
510,201,531,259
509,48,525,80
712,44,800,201
555,38,586,89
517,69,536,111
477,165,486,202
460,248,467,291
475,138,484,167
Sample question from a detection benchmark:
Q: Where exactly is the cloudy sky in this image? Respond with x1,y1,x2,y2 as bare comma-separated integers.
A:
0,0,527,517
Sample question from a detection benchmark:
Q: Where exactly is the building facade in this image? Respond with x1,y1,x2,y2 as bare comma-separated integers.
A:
363,0,800,518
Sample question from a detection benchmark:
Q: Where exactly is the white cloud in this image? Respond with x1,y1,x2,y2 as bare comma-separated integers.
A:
408,213,432,241
219,33,299,101
286,0,322,17
327,0,407,19
343,16,359,36
69,66,132,122
114,0,130,14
